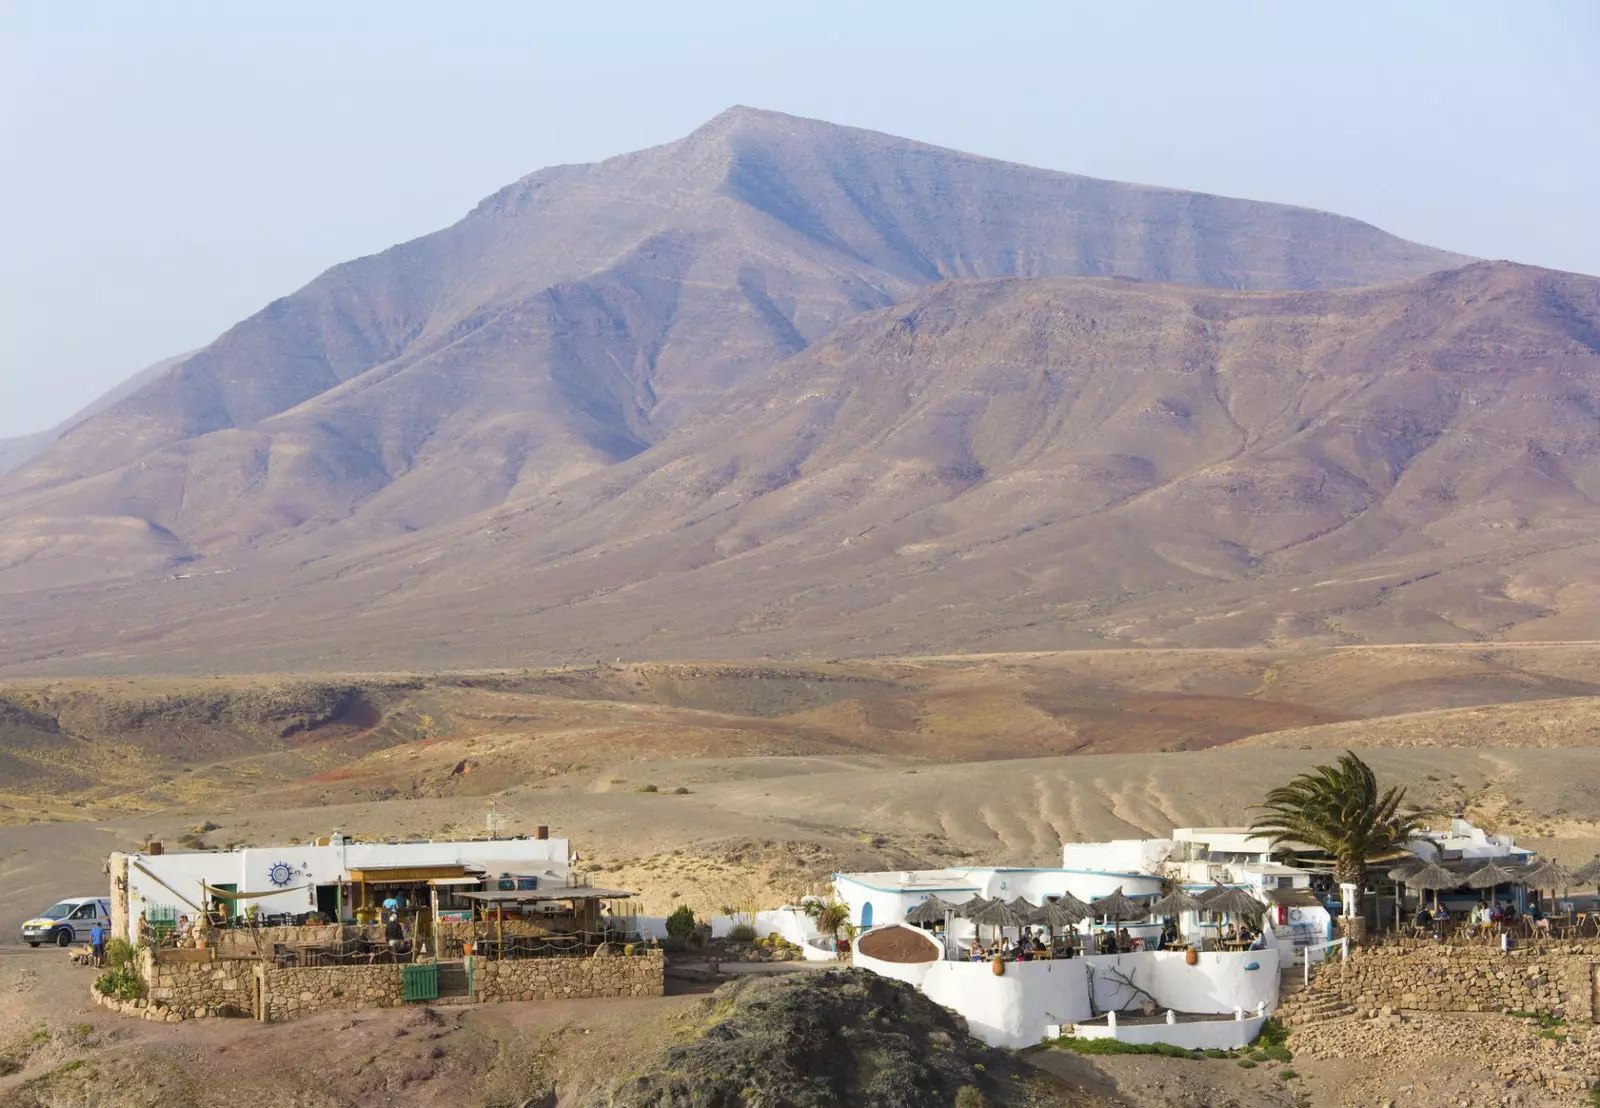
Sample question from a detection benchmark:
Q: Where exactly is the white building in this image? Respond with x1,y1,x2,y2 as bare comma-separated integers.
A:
1405,817,1533,866
1064,828,1333,957
832,866,1166,951
111,833,570,942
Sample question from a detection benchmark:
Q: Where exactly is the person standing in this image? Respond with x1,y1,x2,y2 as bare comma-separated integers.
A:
90,922,106,966
385,912,407,962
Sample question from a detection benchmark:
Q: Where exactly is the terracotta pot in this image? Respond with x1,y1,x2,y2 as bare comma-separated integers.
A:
1185,947,1199,966
991,956,1005,976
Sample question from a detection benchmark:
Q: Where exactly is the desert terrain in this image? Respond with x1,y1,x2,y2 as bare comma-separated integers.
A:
4,646,1600,1105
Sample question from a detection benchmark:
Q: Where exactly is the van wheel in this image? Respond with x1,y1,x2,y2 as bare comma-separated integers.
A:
55,929,73,948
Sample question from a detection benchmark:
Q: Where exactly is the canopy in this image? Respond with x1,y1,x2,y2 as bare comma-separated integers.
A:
458,886,635,902
1148,889,1207,917
1088,886,1146,922
1029,894,1090,930
955,896,996,920
904,895,957,926
1570,857,1600,886
1519,860,1573,892
964,898,1031,929
1402,861,1460,892
201,882,309,900
1200,884,1265,918
1463,861,1519,890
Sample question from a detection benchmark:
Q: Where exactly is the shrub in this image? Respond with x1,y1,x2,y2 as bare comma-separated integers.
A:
1236,1059,1257,1069
1279,1069,1299,1080
633,784,659,794
955,1088,988,1108
673,786,691,795
1259,1043,1293,1063
727,923,757,942
665,905,696,944
102,938,135,971
94,967,142,1001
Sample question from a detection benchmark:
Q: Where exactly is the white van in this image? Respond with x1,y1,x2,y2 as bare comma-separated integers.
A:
20,897,112,947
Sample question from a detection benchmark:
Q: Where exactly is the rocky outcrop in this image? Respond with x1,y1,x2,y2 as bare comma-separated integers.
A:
586,967,1046,1107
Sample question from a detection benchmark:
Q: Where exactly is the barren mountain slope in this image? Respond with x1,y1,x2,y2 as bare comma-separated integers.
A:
0,107,1468,587
4,261,1593,673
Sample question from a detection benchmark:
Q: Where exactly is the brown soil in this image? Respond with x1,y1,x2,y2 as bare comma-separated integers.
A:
857,925,940,963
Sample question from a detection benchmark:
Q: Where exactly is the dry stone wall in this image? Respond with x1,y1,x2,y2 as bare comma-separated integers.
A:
477,949,665,1002
140,949,257,1021
261,965,403,1021
1318,942,1598,1021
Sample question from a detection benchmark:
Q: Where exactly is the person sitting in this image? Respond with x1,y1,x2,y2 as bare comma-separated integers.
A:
1249,928,1269,951
1116,927,1132,952
1098,931,1117,955
1412,905,1431,930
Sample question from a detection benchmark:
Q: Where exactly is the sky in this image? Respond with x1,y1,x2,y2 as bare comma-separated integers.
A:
2,0,1597,438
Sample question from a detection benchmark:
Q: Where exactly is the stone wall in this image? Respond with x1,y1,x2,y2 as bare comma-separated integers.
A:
476,949,665,1002
1317,942,1599,1021
141,948,257,1020
261,964,404,1022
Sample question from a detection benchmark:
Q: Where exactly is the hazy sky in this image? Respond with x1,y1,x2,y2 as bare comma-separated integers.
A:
2,1,1597,438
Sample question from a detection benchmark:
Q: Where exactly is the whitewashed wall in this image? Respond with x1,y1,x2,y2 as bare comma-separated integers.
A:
1073,1013,1266,1051
852,928,1279,1048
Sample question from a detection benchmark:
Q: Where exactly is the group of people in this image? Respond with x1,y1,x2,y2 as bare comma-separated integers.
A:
1218,922,1270,950
1411,901,1544,939
967,927,1055,961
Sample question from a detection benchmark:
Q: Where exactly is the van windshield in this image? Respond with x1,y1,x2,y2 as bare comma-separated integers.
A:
40,902,76,920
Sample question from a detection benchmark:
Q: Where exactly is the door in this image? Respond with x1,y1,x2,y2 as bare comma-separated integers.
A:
211,884,237,921
860,902,874,929
66,902,98,940
316,885,339,921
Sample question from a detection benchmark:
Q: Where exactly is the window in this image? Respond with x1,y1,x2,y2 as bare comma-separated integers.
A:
69,903,98,919
40,902,74,920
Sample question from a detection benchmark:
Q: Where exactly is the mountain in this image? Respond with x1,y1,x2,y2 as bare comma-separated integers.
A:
5,257,1600,674
0,352,190,477
0,107,1469,578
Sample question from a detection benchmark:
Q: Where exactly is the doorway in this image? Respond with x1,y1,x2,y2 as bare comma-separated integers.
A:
316,885,339,921
860,902,874,929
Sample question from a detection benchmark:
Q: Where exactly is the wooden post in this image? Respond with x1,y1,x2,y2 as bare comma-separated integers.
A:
497,907,504,961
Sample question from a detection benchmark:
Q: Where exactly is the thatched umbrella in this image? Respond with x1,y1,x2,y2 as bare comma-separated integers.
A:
1402,860,1461,910
904,894,956,927
1029,895,1090,933
956,896,995,919
1148,888,1207,918
1088,886,1146,923
1148,889,1207,944
1201,884,1265,918
1520,860,1573,892
1464,861,1518,910
1571,856,1600,887
964,896,1031,951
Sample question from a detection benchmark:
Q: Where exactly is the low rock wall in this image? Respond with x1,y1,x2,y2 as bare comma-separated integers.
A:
1320,942,1599,1020
141,948,257,1021
261,964,404,1021
477,949,665,1002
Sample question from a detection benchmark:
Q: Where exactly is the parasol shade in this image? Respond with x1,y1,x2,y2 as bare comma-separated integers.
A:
1519,860,1573,891
1200,884,1265,918
1464,862,1519,890
1401,861,1460,892
1570,857,1600,886
1030,893,1091,930
1088,886,1146,921
964,897,1031,929
904,894,957,926
1148,889,1207,917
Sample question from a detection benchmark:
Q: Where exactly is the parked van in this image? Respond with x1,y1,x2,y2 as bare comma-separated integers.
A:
20,897,112,947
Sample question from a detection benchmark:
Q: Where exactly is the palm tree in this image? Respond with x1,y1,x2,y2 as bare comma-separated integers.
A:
1250,751,1431,919
805,898,851,939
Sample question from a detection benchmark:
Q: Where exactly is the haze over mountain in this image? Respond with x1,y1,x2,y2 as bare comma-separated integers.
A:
22,107,1600,675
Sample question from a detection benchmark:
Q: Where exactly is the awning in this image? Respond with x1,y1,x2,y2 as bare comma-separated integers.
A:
429,877,483,887
458,886,635,902
348,865,472,882
1262,888,1323,908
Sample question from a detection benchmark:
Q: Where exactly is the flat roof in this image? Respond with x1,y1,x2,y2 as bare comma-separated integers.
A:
459,887,635,902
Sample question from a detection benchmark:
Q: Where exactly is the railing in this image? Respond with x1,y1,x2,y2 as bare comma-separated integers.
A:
1300,936,1349,987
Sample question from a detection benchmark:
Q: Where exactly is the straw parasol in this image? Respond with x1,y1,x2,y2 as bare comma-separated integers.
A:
1030,894,1090,932
1570,856,1600,888
1200,884,1265,919
1465,861,1519,890
904,894,956,927
1148,888,1207,918
1088,886,1146,923
956,896,995,919
1519,860,1573,893
1401,860,1461,909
